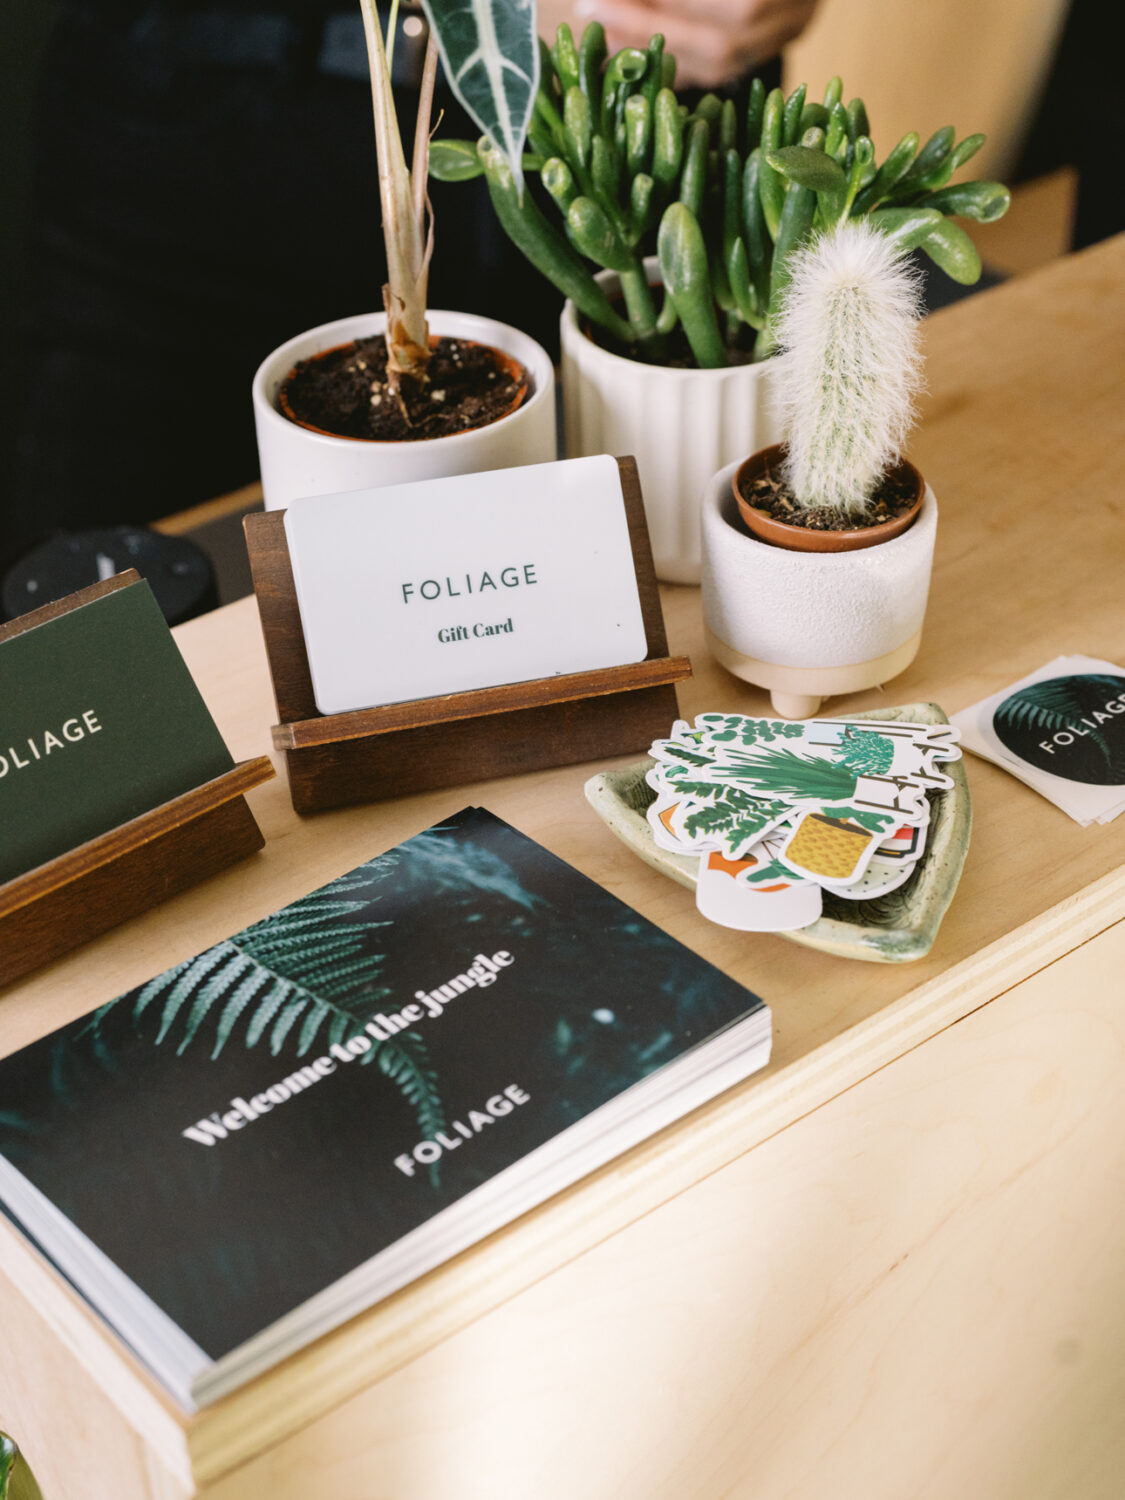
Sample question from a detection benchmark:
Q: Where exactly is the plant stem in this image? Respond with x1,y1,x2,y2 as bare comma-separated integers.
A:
359,0,431,398
385,0,400,75
412,35,439,228
619,265,657,340
752,322,778,361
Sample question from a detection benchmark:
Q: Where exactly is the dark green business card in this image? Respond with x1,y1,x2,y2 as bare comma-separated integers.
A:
0,580,235,885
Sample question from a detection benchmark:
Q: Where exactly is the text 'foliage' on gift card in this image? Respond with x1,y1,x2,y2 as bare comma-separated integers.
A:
283,456,650,715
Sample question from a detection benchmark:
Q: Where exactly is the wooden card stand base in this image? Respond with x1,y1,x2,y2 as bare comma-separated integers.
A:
0,571,277,988
0,758,275,989
245,456,692,814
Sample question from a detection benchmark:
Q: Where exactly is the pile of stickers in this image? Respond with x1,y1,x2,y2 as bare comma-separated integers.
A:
952,655,1125,826
646,713,963,932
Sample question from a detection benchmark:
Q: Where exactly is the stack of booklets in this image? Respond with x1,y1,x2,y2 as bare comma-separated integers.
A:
0,808,771,1411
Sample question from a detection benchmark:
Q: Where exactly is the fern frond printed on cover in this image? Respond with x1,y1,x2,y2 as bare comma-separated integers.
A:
64,864,446,1143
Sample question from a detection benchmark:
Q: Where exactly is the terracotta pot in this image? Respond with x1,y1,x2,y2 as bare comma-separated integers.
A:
732,444,925,553
277,337,529,440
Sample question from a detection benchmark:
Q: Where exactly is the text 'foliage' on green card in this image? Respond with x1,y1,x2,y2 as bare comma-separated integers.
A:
0,579,235,885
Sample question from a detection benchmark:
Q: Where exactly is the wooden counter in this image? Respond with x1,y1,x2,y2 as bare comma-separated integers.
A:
2,235,1123,1500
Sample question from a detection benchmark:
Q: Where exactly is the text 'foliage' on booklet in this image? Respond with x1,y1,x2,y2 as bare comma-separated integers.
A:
0,808,770,1410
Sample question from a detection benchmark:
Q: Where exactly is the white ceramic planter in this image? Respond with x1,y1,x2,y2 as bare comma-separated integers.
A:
253,310,557,510
560,260,782,584
701,458,938,718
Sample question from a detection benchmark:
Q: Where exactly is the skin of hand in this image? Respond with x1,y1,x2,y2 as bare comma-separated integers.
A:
573,0,820,88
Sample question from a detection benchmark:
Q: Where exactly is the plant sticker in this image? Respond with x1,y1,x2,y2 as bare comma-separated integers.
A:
645,713,961,931
695,846,823,932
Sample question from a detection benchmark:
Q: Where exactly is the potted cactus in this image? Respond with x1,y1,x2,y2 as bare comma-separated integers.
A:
252,0,557,511
701,219,938,719
432,26,1008,580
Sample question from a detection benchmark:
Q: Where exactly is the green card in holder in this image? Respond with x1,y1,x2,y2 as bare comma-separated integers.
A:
0,578,235,885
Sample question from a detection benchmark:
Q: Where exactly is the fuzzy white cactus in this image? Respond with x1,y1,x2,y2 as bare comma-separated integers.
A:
773,220,924,517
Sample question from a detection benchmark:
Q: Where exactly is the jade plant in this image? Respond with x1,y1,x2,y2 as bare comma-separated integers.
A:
0,1435,43,1500
430,22,1011,367
359,0,538,404
772,218,923,515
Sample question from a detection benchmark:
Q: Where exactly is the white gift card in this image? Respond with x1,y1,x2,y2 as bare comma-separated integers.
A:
284,456,649,714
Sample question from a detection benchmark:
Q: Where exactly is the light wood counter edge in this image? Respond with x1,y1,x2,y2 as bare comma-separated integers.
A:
182,860,1125,1485
0,1213,195,1491
7,864,1116,1492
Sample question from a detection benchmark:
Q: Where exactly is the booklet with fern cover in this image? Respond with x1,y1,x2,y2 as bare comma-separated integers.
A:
0,807,770,1410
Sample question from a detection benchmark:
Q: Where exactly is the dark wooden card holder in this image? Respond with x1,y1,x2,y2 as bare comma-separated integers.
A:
0,572,275,988
245,456,692,814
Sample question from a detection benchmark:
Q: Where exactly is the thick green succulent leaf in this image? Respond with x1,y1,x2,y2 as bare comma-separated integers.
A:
868,205,944,251
567,196,633,272
766,144,846,194
477,136,635,342
542,155,578,212
846,96,869,140
577,19,606,105
893,124,955,197
782,82,806,144
796,102,826,137
852,130,918,213
564,84,593,167
551,20,580,94
428,138,485,180
950,132,985,171
422,0,539,191
652,87,683,188
0,1435,43,1500
917,180,1011,223
658,202,727,367
919,216,983,283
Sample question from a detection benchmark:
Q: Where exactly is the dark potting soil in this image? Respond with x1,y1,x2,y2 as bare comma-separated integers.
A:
584,316,759,368
279,336,528,441
737,453,919,532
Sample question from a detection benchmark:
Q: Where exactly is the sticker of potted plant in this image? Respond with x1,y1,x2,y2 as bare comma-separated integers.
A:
701,217,938,719
431,30,1009,581
252,0,558,511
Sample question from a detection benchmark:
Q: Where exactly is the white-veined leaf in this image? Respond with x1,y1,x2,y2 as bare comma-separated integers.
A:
422,0,538,191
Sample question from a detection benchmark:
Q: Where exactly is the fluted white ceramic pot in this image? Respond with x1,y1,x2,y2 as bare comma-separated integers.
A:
253,310,557,509
561,260,781,584
701,458,938,718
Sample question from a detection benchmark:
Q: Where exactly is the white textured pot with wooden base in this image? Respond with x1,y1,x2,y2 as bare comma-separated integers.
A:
253,310,557,510
561,261,781,585
701,458,938,718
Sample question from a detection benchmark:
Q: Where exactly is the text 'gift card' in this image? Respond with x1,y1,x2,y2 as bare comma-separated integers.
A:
284,456,649,715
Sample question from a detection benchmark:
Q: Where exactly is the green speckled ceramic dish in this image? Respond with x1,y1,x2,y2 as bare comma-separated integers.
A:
584,703,971,964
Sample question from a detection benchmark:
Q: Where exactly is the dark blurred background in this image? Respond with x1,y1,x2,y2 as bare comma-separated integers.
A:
0,0,1117,595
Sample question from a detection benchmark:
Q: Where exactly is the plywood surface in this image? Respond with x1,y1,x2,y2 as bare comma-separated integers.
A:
201,916,1125,1500
1,238,1123,1484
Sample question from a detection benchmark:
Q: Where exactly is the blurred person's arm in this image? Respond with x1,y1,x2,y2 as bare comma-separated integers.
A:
556,0,819,88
